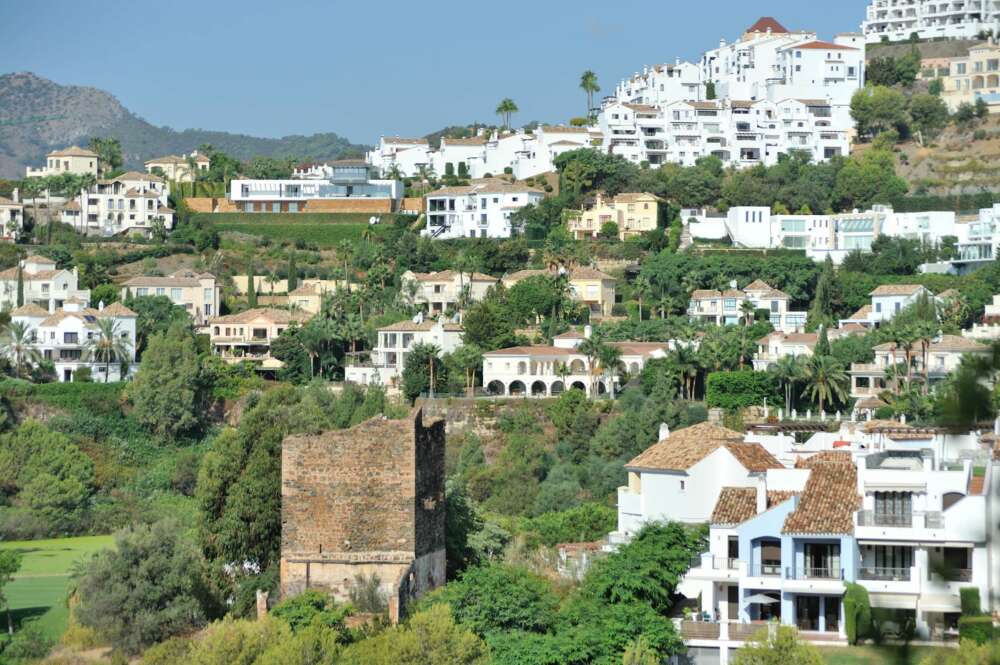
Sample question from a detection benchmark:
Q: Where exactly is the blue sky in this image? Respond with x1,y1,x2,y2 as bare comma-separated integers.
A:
0,0,865,144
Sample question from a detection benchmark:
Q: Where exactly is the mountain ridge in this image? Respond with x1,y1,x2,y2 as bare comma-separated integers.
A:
0,72,369,178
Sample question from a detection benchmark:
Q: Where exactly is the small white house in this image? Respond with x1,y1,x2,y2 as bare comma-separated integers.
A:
424,179,544,239
344,318,463,388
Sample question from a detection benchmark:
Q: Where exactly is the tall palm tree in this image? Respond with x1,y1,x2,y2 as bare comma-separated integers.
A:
734,328,755,370
1,321,41,378
801,355,849,414
770,354,805,415
341,314,365,362
579,70,599,119
914,321,938,394
739,299,757,327
633,276,651,321
495,98,519,131
21,178,42,237
897,324,919,388
597,343,623,399
577,333,606,397
672,345,700,400
84,317,132,383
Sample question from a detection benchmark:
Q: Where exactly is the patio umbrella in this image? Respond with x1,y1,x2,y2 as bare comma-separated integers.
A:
743,593,779,606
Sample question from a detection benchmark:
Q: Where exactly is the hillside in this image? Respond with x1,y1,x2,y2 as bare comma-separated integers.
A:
892,114,1000,197
0,72,369,178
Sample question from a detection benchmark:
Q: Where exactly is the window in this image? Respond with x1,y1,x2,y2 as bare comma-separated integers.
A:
156,287,165,296
170,288,182,301
63,332,79,344
679,480,686,491
875,302,882,313
204,288,213,302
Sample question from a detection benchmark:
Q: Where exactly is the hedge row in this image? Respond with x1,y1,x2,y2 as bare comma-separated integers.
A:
193,212,408,226
705,371,781,411
958,615,996,644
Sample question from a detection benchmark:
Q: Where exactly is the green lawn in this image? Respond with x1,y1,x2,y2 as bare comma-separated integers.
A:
214,222,369,246
0,535,114,640
817,644,953,664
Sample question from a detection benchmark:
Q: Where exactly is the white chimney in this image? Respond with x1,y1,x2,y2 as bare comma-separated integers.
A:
98,300,105,311
659,423,671,441
12,188,19,204
584,324,593,339
756,475,768,514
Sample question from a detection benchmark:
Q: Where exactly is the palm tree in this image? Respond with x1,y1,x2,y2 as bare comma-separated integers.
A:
495,98,519,131
801,355,849,414
734,328,755,370
21,178,42,237
577,334,606,397
84,317,132,383
739,299,757,327
1,321,41,378
579,70,599,119
898,324,919,388
770,355,805,415
299,320,328,379
633,276,651,321
341,314,365,362
555,361,571,389
672,345,700,400
597,343,623,398
914,321,938,394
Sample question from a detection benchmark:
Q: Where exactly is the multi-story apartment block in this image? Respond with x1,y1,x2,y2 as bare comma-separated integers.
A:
849,334,989,398
25,146,99,178
60,171,174,238
838,284,935,328
120,270,220,326
0,255,90,313
723,205,958,263
0,194,24,241
610,60,703,107
12,300,138,383
423,179,544,239
862,0,1000,44
208,307,311,369
502,266,617,318
230,161,403,214
918,40,1000,112
144,151,211,183
400,270,498,315
344,318,463,387
688,280,807,333
566,192,661,240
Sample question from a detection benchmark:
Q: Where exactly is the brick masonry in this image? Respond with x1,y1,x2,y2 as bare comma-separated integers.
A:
280,408,446,614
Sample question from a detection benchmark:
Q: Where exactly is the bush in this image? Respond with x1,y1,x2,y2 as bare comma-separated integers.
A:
3,620,54,661
960,587,982,616
519,502,616,548
958,615,996,644
705,371,781,411
844,582,872,645
270,589,350,634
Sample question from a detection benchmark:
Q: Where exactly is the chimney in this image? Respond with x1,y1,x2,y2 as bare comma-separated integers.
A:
584,324,593,339
756,475,768,514
659,423,671,441
12,188,19,204
98,300,105,311
720,38,727,49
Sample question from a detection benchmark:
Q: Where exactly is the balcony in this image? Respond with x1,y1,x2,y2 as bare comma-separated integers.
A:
930,568,972,582
685,554,744,581
680,621,720,640
747,564,782,577
859,566,911,582
857,510,944,530
787,567,843,581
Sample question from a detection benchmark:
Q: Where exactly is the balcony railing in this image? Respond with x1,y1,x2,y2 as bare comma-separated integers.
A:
680,621,720,640
930,568,972,582
857,510,944,529
748,563,782,577
691,555,741,571
787,567,843,580
859,566,911,581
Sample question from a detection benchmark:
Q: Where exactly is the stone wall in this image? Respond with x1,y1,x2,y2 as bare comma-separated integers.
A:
280,408,446,613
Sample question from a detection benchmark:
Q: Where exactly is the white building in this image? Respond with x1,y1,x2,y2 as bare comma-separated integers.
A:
752,327,864,371
0,194,24,242
144,151,210,183
688,280,808,333
424,179,544,239
400,270,498,315
59,171,174,238
230,161,403,213
863,0,1000,44
838,284,935,329
365,137,433,178
344,318,464,388
12,300,138,383
0,255,90,313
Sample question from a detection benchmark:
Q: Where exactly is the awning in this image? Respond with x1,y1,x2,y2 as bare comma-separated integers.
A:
869,593,917,610
919,594,961,612
676,578,701,599
744,593,780,606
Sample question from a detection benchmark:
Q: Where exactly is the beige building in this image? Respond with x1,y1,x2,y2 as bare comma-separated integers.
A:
503,266,617,318
120,270,220,325
25,146,100,178
920,41,1000,112
144,151,211,183
0,195,24,241
287,280,345,314
400,270,498,315
850,335,990,398
567,192,661,240
209,307,311,369
688,279,807,333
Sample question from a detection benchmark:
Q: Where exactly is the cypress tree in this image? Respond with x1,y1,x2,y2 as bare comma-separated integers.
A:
15,265,23,308
814,325,831,357
247,257,257,308
287,252,298,291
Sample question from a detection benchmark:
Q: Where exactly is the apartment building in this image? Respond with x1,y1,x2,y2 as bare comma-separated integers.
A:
25,146,99,178
0,195,24,241
144,151,211,183
59,171,174,238
838,284,935,328
12,300,138,383
751,327,864,371
0,255,90,313
722,205,957,262
120,270,220,325
849,334,990,398
423,179,544,239
400,270,498,315
365,137,433,177
687,280,808,333
208,308,311,369
611,61,702,107
502,266,617,318
344,318,463,387
862,0,1000,43
481,340,668,398
566,192,661,240
230,161,403,214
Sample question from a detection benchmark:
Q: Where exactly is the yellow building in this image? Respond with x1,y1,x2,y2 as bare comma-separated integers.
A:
209,307,312,368
502,266,617,318
567,192,661,240
25,146,99,178
920,41,1000,112
144,152,211,183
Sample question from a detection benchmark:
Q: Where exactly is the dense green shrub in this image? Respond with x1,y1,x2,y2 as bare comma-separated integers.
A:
519,502,616,548
705,371,781,411
958,615,996,644
844,582,872,645
960,586,982,616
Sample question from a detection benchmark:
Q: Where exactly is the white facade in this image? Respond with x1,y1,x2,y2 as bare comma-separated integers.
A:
345,318,463,388
0,255,90,313
839,284,935,328
688,280,807,333
863,0,1000,44
424,179,544,239
230,161,402,212
60,172,174,238
12,300,138,383
400,270,498,315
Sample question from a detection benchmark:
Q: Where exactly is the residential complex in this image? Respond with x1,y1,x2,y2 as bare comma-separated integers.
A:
208,308,311,371
0,194,24,241
229,161,404,214
752,327,863,371
849,334,990,398
12,300,138,382
838,284,935,328
25,146,99,178
400,270,498,315
424,179,544,239
144,151,211,183
862,0,1000,43
344,318,464,388
0,255,90,313
120,270,220,326
917,40,1000,112
566,193,661,240
60,171,174,238
502,266,617,319
688,280,808,333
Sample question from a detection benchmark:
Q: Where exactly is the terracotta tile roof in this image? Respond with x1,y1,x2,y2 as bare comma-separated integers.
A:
711,487,799,525
744,279,775,291
0,196,19,206
797,99,832,106
626,422,779,472
839,323,867,333
624,103,659,114
862,419,911,433
760,332,819,346
689,101,722,110
11,303,49,317
378,319,463,333
442,136,486,146
23,255,55,264
541,125,589,134
856,396,888,409
570,266,615,281
691,289,721,299
790,40,859,51
848,305,872,320
721,289,745,298
783,456,859,535
144,154,186,165
874,335,988,354
795,450,853,467
483,345,570,357
554,330,585,339
870,284,925,297
100,302,137,317
123,273,206,287
288,283,320,296
612,192,660,203
611,342,669,357
62,200,81,211
211,307,308,325
408,270,497,283
49,145,98,158
746,17,789,34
